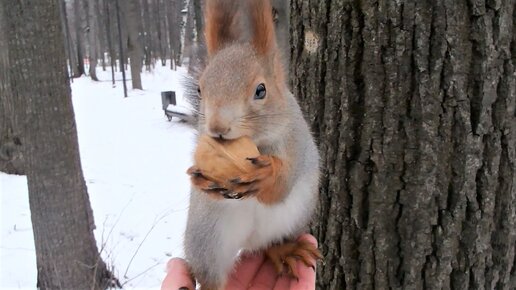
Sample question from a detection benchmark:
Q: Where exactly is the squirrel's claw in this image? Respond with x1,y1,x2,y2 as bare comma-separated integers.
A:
265,239,322,280
187,166,228,196
246,155,272,167
227,154,284,204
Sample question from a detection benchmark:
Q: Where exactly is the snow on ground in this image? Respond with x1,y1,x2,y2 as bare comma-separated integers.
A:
0,63,195,289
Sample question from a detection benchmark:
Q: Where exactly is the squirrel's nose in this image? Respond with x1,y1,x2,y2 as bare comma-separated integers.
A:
208,123,231,139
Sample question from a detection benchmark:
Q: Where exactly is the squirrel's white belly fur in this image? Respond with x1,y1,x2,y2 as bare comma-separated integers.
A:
220,171,317,250
213,169,318,283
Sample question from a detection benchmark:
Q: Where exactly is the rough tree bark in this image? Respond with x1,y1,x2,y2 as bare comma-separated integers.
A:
290,0,515,289
3,0,118,288
124,0,143,90
0,1,23,175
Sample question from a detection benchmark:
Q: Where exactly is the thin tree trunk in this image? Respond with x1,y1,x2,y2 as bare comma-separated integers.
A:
65,0,81,77
124,0,143,90
2,0,119,288
95,0,106,72
59,0,75,81
85,0,99,81
290,1,516,289
183,0,194,67
188,0,205,72
166,0,182,70
115,0,128,97
141,0,152,71
74,0,85,77
104,0,116,85
155,0,166,66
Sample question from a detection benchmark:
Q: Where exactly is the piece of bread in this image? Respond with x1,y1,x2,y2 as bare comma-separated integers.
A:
193,135,260,186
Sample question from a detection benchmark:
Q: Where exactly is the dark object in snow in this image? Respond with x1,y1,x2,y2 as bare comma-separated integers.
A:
161,91,177,109
161,91,196,124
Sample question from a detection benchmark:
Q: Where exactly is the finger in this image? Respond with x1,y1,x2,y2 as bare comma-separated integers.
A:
248,259,280,290
273,274,291,290
161,258,195,290
290,235,318,290
226,252,265,289
289,259,315,290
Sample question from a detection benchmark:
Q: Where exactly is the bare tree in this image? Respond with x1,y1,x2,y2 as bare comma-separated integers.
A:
73,0,86,77
154,0,166,66
166,0,183,70
182,0,194,67
290,1,516,289
103,0,116,85
94,0,106,71
115,0,128,97
124,0,143,90
2,0,119,288
85,0,99,81
141,0,153,71
59,0,75,80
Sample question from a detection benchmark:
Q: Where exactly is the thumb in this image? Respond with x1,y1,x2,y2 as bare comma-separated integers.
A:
161,258,196,290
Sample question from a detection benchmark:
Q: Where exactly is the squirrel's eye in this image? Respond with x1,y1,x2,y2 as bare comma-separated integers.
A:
197,86,201,95
254,83,266,100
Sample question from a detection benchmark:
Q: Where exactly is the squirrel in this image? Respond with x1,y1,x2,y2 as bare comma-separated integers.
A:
184,0,321,289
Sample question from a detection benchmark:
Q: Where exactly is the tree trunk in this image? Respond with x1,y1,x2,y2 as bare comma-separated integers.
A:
290,0,515,289
73,0,86,77
187,0,205,72
155,0,166,66
141,0,152,71
182,0,195,67
166,0,182,70
95,0,106,72
104,0,116,85
124,0,143,90
85,0,99,81
59,0,75,80
3,0,119,289
0,1,23,175
115,0,128,97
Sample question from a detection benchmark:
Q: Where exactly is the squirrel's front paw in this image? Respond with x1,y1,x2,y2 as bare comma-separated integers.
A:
226,155,286,204
187,166,230,199
265,239,323,279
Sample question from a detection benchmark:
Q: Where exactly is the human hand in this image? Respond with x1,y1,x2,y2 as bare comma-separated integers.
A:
161,234,318,290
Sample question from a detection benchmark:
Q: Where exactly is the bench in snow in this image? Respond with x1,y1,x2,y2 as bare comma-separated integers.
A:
161,91,195,124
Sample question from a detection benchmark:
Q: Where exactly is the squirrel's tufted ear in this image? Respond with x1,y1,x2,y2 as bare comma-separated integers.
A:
204,0,241,56
248,0,276,56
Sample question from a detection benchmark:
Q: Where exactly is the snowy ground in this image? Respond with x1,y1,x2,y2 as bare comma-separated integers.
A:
0,64,195,289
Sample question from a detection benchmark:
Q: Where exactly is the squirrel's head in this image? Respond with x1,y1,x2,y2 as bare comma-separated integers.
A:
198,0,288,145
